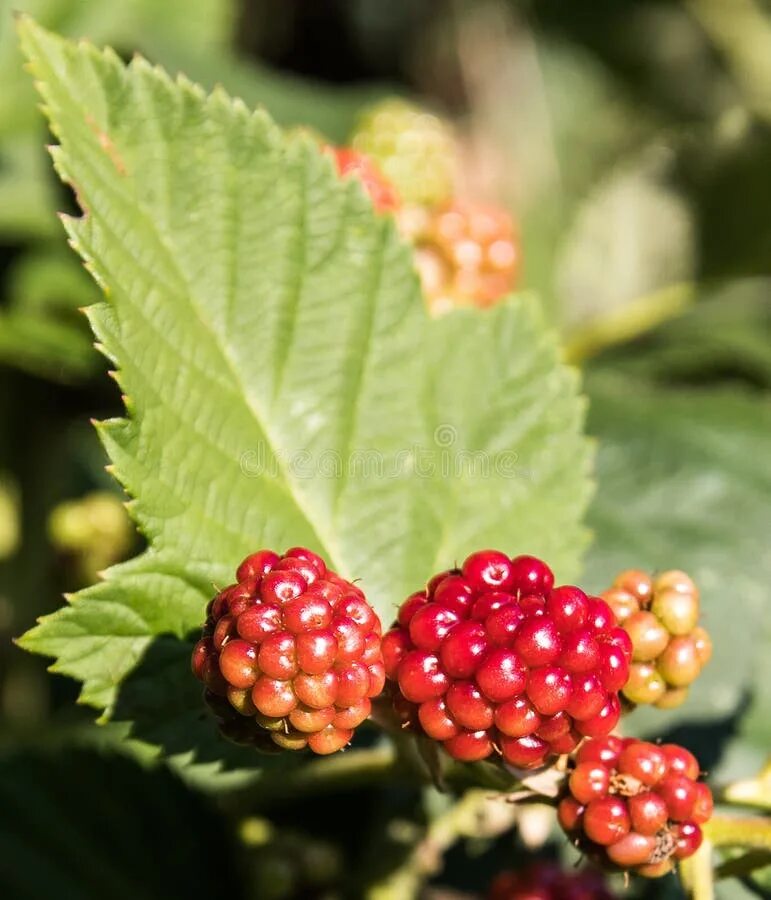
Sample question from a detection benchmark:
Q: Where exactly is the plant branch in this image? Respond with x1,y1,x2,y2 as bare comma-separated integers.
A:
241,745,404,809
679,838,715,900
704,814,771,850
715,849,771,881
365,789,516,900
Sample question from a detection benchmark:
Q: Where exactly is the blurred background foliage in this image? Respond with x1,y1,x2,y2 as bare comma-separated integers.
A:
0,1,769,898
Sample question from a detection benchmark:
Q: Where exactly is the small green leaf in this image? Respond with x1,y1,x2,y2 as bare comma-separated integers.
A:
16,19,592,775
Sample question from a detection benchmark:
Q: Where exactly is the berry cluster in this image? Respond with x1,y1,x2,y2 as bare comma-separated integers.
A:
329,146,400,213
601,570,711,709
489,861,614,900
191,548,385,755
351,98,457,209
403,201,520,315
558,736,713,877
382,551,632,768
330,97,521,313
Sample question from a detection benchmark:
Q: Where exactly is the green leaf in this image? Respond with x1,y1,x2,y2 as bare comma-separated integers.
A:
585,372,771,772
0,0,385,254
0,747,246,899
16,20,591,776
0,309,96,381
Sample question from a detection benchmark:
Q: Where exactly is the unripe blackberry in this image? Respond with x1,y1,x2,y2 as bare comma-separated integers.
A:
559,736,712,876
488,860,615,899
601,568,710,707
405,201,520,315
192,548,384,754
384,550,631,769
351,98,457,208
328,146,399,213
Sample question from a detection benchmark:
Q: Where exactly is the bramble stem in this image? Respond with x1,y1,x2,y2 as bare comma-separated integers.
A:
704,813,771,850
715,849,771,880
365,789,516,900
680,838,715,900
247,745,403,808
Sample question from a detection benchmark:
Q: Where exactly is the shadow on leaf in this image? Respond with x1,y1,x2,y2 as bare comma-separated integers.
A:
112,634,304,783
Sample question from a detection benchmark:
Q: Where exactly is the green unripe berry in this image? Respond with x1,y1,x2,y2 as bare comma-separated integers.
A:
254,712,286,733
655,686,689,709
653,569,698,599
657,636,701,687
651,588,699,635
271,729,309,751
625,611,670,662
623,662,666,704
352,98,457,208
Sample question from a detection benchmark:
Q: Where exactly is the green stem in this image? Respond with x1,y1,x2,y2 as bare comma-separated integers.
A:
704,814,771,850
242,745,404,809
563,281,694,364
365,789,514,900
715,849,771,881
680,838,715,900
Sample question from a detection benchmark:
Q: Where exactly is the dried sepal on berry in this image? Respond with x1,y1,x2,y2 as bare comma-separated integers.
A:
192,548,384,755
383,550,631,770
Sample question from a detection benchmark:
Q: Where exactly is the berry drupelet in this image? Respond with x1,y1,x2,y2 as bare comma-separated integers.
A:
192,548,385,755
601,569,711,709
558,736,713,877
383,551,631,769
488,861,615,900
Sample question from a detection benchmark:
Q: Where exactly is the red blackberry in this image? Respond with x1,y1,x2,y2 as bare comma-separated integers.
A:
488,860,615,899
192,548,384,754
328,147,399,213
601,569,710,709
383,551,631,769
558,736,712,877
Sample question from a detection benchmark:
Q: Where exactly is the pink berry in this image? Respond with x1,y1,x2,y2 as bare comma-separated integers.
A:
509,555,554,596
514,617,563,667
444,729,494,761
526,666,572,715
475,648,527,702
397,650,450,703
409,603,460,650
546,586,589,632
438,620,490,678
494,696,542,737
461,549,515,592
236,549,280,581
583,796,631,845
445,681,495,730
